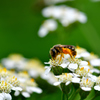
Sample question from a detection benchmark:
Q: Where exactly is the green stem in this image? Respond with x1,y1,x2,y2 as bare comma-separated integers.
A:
66,94,68,100
62,92,65,100
62,93,68,100
69,88,80,100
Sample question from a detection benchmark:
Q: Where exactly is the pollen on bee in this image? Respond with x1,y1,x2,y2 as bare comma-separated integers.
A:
62,48,72,56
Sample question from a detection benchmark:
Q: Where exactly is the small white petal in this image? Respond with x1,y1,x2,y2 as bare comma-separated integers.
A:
38,26,48,37
94,85,100,91
80,61,88,66
0,93,4,100
77,12,87,23
81,52,90,57
72,78,80,83
73,73,80,77
45,67,51,75
75,54,81,58
31,87,42,93
55,75,60,78
53,81,61,86
90,59,100,66
65,81,71,85
91,68,100,74
44,62,50,64
79,65,90,70
68,63,78,69
22,92,30,98
81,87,91,91
12,87,22,91
4,93,12,100
14,91,20,96
88,74,97,82
60,64,67,68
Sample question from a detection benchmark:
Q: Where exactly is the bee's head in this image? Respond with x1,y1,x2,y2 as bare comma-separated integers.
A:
50,48,57,59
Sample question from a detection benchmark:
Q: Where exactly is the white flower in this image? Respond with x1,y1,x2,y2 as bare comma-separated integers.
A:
90,59,100,66
75,67,90,77
54,73,80,86
90,68,100,74
0,81,12,93
38,26,48,38
41,5,87,27
12,87,22,91
68,63,78,71
80,78,94,91
77,12,87,23
45,66,52,75
76,46,89,58
22,92,30,98
0,93,12,100
38,19,57,37
26,87,42,94
2,54,27,70
94,76,100,91
54,73,72,86
41,72,58,85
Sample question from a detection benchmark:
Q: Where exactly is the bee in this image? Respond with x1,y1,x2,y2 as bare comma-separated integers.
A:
50,45,76,61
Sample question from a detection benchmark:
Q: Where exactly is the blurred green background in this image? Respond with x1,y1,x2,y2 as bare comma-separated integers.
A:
0,0,100,99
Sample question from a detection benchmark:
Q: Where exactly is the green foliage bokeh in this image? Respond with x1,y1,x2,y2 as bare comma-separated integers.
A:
0,0,100,99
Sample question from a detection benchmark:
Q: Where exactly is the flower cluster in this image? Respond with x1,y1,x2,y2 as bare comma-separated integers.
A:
0,67,21,100
1,54,57,87
0,54,44,99
45,45,100,100
76,46,100,73
14,71,42,98
38,5,87,37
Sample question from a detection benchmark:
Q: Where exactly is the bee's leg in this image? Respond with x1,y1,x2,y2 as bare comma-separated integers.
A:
59,53,64,62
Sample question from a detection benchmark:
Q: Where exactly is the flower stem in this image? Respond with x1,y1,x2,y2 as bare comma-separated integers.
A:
62,93,68,100
62,92,65,100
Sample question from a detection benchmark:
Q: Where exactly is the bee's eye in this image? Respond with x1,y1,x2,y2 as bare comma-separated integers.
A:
52,49,56,55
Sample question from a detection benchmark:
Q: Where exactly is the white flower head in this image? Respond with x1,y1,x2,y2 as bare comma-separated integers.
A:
90,59,100,66
75,67,90,77
80,78,94,91
0,68,8,78
0,93,12,100
54,73,72,86
7,76,20,87
38,19,57,37
94,76,100,91
2,54,27,70
0,81,12,93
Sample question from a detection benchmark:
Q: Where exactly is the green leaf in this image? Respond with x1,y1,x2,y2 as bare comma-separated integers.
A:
84,88,95,100
68,84,75,100
94,96,100,100
74,93,81,100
